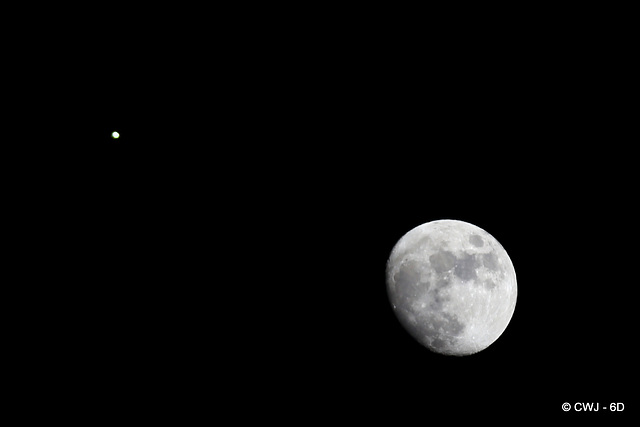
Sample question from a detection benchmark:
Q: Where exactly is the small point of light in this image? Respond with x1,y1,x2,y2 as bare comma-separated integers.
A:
112,131,120,139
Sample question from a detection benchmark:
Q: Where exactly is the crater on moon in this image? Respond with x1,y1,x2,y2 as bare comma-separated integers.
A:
483,279,497,290
386,219,517,356
429,288,449,311
393,260,422,296
454,253,478,282
481,252,500,271
429,250,456,273
427,312,465,351
469,234,484,247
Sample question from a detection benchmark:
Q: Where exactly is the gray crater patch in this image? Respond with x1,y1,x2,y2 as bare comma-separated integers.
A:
427,313,465,350
394,260,421,293
435,277,451,289
481,252,499,271
469,234,484,247
414,235,432,252
429,250,456,273
430,338,448,351
429,288,449,310
392,260,428,307
438,312,465,336
454,253,478,282
483,279,497,290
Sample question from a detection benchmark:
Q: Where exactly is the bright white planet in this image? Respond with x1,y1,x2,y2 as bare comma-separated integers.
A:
112,131,120,139
386,219,517,356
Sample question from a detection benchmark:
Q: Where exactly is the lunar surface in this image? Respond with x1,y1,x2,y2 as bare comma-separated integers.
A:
386,220,517,356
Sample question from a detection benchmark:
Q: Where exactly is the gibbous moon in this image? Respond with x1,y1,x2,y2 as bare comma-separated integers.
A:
386,220,517,356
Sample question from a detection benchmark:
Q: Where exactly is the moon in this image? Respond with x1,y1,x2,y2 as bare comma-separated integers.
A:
386,219,517,356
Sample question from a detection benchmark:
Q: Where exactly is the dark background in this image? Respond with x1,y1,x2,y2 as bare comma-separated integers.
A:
35,4,635,421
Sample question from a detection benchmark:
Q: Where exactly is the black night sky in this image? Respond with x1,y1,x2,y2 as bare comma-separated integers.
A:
45,4,635,421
